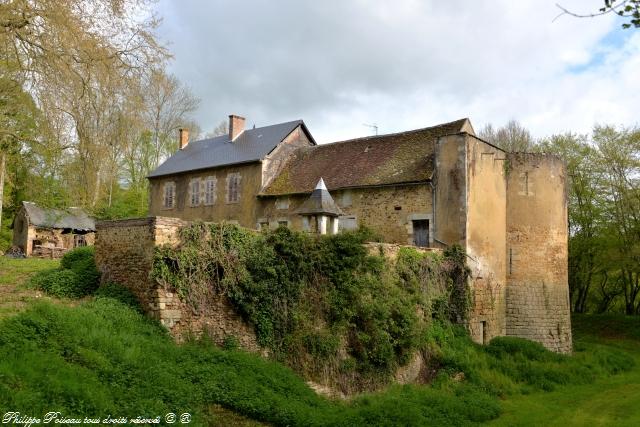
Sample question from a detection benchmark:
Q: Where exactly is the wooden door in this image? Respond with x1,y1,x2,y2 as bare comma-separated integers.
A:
412,220,429,247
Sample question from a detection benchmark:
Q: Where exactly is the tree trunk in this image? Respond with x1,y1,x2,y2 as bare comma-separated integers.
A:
0,151,5,231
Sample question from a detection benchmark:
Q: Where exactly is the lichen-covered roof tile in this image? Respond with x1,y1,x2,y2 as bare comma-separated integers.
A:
262,118,469,195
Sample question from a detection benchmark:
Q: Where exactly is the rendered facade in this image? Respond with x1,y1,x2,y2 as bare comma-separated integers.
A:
142,115,571,352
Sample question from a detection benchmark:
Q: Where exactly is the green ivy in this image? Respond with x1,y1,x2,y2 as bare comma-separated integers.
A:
150,223,472,387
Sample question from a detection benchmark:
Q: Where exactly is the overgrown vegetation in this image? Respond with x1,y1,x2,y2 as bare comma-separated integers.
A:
0,297,633,426
0,258,636,426
28,247,100,298
151,223,472,390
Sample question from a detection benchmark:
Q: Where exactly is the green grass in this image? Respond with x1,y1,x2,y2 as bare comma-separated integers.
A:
0,299,501,426
0,257,60,319
490,315,640,426
0,257,59,287
0,258,638,426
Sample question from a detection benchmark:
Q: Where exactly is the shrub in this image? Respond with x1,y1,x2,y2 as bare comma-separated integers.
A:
31,246,100,298
37,269,80,298
27,268,60,290
151,223,431,382
222,335,240,350
60,246,95,270
94,282,142,312
0,300,505,426
486,337,560,362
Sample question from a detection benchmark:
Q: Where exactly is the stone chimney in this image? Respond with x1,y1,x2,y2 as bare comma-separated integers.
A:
178,128,189,150
229,114,245,141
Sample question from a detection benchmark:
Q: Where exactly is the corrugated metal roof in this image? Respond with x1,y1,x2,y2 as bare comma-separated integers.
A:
262,118,469,196
148,120,309,178
22,202,95,231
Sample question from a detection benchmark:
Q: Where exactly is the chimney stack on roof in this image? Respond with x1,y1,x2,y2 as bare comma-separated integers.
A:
229,114,245,141
178,128,189,150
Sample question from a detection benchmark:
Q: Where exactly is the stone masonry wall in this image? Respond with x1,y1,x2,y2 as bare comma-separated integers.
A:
465,136,508,345
505,153,572,353
258,184,433,245
95,216,260,351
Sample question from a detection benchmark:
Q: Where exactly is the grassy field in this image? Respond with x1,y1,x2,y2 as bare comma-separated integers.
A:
0,257,60,318
0,257,638,426
490,315,640,427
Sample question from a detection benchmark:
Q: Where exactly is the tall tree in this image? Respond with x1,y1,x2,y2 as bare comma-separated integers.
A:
479,120,537,153
0,0,168,207
206,120,229,138
594,125,640,314
141,69,200,168
0,64,39,230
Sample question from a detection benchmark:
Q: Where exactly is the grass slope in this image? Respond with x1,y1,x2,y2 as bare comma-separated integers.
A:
0,299,500,426
0,258,638,426
491,315,640,427
0,257,59,319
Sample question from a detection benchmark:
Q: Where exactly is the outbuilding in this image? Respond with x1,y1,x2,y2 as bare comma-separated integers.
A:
11,201,96,257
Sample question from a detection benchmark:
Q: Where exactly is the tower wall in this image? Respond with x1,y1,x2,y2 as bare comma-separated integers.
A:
505,153,572,353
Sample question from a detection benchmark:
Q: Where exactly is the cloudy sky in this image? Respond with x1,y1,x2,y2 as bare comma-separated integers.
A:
155,0,639,143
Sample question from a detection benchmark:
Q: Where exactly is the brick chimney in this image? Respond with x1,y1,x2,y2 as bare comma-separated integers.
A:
178,128,189,150
229,114,245,141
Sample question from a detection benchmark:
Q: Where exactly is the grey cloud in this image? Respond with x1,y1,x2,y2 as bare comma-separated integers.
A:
156,0,635,142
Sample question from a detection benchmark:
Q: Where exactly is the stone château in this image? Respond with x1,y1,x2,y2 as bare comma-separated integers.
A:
98,115,572,353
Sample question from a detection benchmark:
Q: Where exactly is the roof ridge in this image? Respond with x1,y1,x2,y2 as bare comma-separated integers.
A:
190,119,304,145
314,118,469,147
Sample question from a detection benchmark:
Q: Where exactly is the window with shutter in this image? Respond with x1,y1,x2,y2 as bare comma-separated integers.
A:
163,182,175,208
190,178,201,206
226,173,241,203
204,177,217,205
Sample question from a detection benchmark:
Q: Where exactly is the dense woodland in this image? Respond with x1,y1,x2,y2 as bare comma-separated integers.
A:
0,0,638,316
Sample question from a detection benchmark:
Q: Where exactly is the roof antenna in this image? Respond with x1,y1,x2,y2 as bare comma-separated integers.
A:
363,123,378,136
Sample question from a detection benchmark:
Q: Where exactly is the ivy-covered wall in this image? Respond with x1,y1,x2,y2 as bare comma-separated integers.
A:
95,218,471,392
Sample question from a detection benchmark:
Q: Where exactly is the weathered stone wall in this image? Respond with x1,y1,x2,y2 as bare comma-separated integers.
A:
148,162,264,229
13,221,95,258
258,184,433,245
505,153,572,353
465,136,508,345
95,217,163,309
261,126,313,189
94,217,260,351
434,134,467,247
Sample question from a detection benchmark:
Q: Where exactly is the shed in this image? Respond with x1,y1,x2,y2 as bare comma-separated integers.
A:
11,201,96,257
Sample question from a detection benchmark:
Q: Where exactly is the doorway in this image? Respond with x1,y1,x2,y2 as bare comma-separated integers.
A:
412,219,429,247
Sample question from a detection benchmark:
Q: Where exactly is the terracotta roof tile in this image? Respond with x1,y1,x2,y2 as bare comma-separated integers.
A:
261,119,468,196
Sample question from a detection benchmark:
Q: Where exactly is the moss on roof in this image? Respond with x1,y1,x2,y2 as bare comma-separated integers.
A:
262,119,469,196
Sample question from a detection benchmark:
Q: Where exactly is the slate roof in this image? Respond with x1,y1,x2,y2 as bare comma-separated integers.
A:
261,118,469,196
295,178,344,217
21,201,95,231
148,120,313,178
